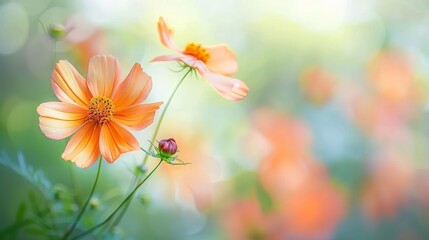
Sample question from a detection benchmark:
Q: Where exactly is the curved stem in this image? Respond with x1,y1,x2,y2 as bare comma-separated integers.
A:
70,160,163,240
143,67,193,165
62,157,102,240
52,40,57,66
105,67,193,231
105,175,137,232
96,67,192,234
68,161,81,204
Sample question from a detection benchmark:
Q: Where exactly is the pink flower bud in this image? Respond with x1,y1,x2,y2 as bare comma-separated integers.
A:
158,138,177,156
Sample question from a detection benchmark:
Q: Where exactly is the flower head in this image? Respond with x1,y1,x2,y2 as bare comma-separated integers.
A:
142,138,186,165
37,55,162,168
158,138,178,156
152,17,249,101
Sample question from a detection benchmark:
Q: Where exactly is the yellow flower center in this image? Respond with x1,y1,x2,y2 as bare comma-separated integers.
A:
184,42,210,63
87,96,115,124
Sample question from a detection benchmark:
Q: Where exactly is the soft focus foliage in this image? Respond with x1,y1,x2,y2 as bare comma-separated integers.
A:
2,0,429,239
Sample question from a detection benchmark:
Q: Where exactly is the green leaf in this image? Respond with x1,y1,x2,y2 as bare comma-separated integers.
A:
0,219,33,238
25,227,47,236
15,203,27,222
28,191,41,215
256,182,273,212
0,151,52,197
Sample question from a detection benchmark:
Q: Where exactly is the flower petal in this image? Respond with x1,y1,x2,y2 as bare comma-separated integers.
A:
205,45,238,76
158,17,182,52
112,63,152,108
152,53,198,66
113,102,162,131
62,121,101,169
195,63,249,101
37,102,87,140
51,60,92,106
99,121,140,163
87,55,122,97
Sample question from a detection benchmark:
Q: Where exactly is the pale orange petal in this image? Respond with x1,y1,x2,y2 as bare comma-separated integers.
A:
62,121,101,168
158,17,182,52
113,102,162,131
99,121,140,163
51,60,92,106
151,54,182,62
37,102,87,140
112,63,152,108
205,45,238,76
195,63,249,101
151,54,199,68
87,55,122,97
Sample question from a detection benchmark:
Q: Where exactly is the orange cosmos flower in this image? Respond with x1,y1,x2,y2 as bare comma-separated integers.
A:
37,55,162,168
152,17,249,101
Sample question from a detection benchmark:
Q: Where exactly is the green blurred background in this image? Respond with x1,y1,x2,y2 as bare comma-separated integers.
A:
2,0,429,239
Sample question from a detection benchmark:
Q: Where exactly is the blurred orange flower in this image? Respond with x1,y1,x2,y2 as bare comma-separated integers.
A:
413,170,429,209
249,108,314,197
367,49,417,105
342,81,415,144
37,55,162,168
300,67,337,105
249,108,346,239
68,29,105,70
361,150,414,220
222,197,285,240
64,14,106,69
152,17,249,101
280,176,346,240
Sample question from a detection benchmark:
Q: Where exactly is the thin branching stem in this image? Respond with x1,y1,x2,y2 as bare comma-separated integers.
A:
106,67,193,230
104,175,138,232
143,67,193,165
70,160,163,240
62,157,102,240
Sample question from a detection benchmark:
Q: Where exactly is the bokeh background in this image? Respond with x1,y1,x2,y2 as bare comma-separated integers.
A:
2,0,429,239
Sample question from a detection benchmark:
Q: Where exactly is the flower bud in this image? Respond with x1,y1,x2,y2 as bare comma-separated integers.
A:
48,23,66,41
89,197,100,210
158,138,177,156
135,164,148,175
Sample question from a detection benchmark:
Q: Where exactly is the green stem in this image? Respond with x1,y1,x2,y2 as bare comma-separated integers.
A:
68,161,81,205
91,67,193,235
70,160,163,240
142,67,193,165
62,157,102,240
52,40,57,66
105,175,137,232
105,67,193,231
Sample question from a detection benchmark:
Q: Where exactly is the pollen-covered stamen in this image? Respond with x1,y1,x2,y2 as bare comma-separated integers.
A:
184,42,210,63
87,96,115,124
